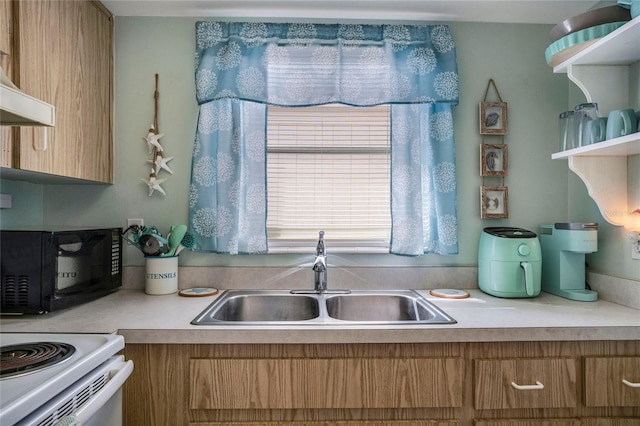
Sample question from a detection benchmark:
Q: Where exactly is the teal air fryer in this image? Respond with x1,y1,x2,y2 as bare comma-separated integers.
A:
478,227,542,298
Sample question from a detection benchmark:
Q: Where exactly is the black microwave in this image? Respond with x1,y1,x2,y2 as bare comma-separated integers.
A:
0,228,122,314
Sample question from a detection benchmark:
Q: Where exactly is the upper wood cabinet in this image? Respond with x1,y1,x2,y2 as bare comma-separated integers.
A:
0,0,10,56
6,0,113,183
0,0,12,168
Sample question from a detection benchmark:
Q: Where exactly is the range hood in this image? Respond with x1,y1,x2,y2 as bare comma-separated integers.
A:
0,67,55,127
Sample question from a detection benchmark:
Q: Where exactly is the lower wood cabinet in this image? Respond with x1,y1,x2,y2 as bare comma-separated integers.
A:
584,357,640,407
473,420,581,426
123,341,640,426
189,422,460,426
473,358,577,409
190,357,463,410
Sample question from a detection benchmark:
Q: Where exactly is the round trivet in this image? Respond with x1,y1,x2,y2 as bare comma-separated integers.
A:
429,289,470,299
178,288,219,297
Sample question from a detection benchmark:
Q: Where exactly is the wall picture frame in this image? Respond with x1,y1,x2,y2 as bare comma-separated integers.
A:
481,186,508,219
480,144,508,177
479,101,508,135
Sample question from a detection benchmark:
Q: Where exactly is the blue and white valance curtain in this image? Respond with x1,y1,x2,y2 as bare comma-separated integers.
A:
190,21,459,255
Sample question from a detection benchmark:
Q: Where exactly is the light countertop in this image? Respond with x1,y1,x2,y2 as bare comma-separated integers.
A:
1,289,639,344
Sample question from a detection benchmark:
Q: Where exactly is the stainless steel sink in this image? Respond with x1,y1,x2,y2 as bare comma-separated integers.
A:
325,293,437,322
191,289,456,326
209,293,319,322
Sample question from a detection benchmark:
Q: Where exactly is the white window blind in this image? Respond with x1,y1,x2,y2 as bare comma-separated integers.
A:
267,104,391,252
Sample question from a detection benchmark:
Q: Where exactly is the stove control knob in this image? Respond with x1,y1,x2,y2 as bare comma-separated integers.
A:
517,243,531,256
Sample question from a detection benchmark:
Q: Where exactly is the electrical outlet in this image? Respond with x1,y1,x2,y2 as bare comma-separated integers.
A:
127,218,144,229
0,193,12,209
632,241,640,260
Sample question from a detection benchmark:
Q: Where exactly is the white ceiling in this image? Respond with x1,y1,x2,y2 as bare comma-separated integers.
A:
100,0,604,24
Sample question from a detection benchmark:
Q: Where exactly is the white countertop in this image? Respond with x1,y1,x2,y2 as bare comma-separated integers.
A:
1,289,639,344
0,289,640,344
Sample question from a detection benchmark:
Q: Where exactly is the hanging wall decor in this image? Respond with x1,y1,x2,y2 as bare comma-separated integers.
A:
480,79,509,219
479,101,508,135
481,186,509,219
481,143,508,177
141,74,173,197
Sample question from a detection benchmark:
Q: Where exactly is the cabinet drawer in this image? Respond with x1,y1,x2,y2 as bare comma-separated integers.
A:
584,357,640,407
581,419,640,426
190,357,463,409
473,358,577,409
473,420,580,426
189,422,460,426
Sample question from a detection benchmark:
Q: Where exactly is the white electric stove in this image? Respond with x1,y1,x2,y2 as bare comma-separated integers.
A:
0,333,133,426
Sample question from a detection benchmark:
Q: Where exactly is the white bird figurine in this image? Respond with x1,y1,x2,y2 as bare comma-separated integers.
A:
141,174,167,196
150,154,174,175
143,124,164,154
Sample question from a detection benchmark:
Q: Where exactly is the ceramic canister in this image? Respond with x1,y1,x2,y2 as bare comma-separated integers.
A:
145,255,178,295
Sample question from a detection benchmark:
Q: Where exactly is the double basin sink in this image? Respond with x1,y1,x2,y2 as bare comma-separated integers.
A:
191,289,456,326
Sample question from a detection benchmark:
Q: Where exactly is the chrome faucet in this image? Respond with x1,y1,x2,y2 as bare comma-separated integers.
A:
290,231,349,295
312,231,327,293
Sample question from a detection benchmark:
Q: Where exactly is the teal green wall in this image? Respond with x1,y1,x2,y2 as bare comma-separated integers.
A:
2,17,635,281
0,180,43,228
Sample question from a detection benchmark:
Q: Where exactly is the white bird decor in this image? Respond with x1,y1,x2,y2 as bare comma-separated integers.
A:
141,74,173,197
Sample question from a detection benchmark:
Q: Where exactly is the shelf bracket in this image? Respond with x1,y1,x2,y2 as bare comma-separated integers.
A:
568,155,628,227
567,64,630,116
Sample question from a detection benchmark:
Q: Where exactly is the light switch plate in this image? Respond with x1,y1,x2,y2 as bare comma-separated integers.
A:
632,242,640,260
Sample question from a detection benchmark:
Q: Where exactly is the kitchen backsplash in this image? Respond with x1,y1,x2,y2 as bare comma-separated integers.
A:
123,266,478,292
123,266,639,309
587,271,640,309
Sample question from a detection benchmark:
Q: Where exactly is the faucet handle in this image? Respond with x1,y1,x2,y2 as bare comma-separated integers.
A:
316,231,325,255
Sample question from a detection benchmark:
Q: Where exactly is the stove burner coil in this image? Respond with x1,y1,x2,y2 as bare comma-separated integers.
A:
0,342,76,379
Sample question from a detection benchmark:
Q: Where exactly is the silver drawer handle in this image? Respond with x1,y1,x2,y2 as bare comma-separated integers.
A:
622,379,640,388
511,381,544,390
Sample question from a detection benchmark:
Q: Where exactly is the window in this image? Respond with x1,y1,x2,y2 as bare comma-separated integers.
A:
267,104,391,253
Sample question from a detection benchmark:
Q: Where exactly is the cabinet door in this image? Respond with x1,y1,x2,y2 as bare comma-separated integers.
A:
584,357,640,407
581,419,640,426
189,422,460,426
473,421,580,426
190,357,463,409
0,0,9,55
15,0,113,182
473,358,577,409
0,0,12,168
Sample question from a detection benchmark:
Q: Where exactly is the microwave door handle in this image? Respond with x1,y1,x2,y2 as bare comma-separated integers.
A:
57,359,133,425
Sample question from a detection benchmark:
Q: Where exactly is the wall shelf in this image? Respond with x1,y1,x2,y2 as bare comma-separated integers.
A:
552,16,640,230
552,133,640,159
553,17,640,72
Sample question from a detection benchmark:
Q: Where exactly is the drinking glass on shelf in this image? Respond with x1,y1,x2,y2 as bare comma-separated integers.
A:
574,102,599,147
559,110,575,151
